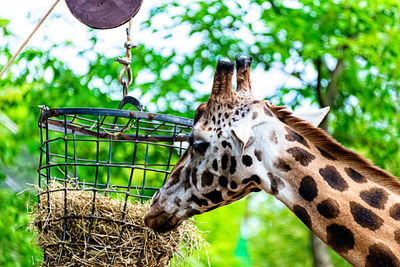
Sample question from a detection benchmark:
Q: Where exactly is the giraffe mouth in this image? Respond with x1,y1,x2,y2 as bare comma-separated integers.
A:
144,209,183,233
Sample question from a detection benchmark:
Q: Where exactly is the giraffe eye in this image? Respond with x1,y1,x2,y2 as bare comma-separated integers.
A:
189,135,209,153
193,141,209,153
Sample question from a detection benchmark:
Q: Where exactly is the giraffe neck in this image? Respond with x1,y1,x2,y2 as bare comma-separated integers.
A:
270,150,400,266
257,106,400,266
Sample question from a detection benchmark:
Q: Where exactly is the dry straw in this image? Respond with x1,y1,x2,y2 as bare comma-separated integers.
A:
31,182,207,266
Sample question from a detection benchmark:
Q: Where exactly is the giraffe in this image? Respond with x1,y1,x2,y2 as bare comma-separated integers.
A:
144,56,400,266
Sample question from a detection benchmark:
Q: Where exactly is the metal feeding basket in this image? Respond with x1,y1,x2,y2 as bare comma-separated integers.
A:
36,106,194,265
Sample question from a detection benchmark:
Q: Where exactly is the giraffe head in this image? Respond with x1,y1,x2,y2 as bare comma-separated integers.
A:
144,56,329,232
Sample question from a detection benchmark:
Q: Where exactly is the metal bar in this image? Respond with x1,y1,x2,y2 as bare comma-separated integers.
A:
38,162,173,174
45,117,51,210
57,115,68,263
37,109,44,207
44,137,188,150
42,107,194,126
63,113,185,129
43,115,51,266
143,121,166,136
44,119,190,142
164,124,177,185
139,142,150,199
120,116,134,132
70,113,77,123
47,152,178,167
44,116,189,132
110,117,140,265
37,187,157,197
38,214,144,230
73,131,78,179
37,177,161,192
73,122,188,135
105,134,113,197
81,115,101,266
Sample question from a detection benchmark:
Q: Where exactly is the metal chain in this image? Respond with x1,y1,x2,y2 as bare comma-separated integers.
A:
116,19,137,97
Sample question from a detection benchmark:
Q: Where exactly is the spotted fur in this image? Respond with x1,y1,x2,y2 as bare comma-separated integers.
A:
319,165,348,192
287,147,316,166
350,202,383,231
365,243,400,267
360,187,388,210
317,199,340,219
326,224,355,253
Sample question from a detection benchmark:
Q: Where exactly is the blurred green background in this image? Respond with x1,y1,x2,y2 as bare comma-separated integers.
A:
1,0,400,266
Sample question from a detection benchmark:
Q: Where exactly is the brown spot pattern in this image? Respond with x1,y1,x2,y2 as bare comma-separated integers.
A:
316,146,337,160
203,190,223,204
254,149,263,161
229,156,237,174
201,171,214,187
287,147,316,166
242,155,253,167
273,158,292,172
184,168,191,190
326,224,355,253
395,229,400,245
267,173,285,195
189,194,208,207
285,127,309,148
365,243,400,267
345,167,367,183
350,202,383,231
169,166,184,187
174,197,181,207
389,203,400,220
218,176,228,187
191,167,198,189
269,131,278,144
212,159,218,171
293,205,312,229
221,153,228,170
317,199,340,219
360,187,388,210
186,206,201,217
319,165,349,192
298,176,318,202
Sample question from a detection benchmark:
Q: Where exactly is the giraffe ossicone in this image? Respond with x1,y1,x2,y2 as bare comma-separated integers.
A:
144,56,400,266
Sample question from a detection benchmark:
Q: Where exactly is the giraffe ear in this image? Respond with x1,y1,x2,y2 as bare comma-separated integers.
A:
293,106,330,127
231,126,254,155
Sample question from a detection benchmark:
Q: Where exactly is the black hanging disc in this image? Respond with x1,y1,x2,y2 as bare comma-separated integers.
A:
65,0,143,29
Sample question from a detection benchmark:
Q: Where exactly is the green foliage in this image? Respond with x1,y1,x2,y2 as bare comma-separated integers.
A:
248,196,312,267
194,199,247,267
1,0,400,266
0,190,41,267
247,195,350,267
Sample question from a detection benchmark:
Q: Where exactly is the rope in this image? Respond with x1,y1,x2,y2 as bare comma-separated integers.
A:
0,0,60,79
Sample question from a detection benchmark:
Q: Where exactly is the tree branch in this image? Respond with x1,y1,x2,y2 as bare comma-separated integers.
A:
268,0,281,14
315,57,324,107
323,57,344,107
310,234,333,267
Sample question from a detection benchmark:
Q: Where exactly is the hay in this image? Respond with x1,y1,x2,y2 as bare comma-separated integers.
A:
31,182,206,266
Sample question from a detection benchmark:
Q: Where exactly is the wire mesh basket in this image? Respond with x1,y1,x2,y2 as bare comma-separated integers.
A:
36,106,194,265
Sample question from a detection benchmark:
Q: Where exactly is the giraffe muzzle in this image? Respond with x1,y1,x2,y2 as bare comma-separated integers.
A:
144,208,182,233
